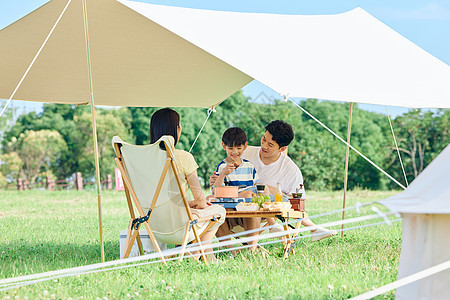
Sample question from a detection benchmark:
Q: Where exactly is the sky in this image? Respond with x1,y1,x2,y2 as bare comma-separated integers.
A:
1,0,449,117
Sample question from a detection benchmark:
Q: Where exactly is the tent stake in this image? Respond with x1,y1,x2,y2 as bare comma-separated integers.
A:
82,0,105,262
341,102,353,237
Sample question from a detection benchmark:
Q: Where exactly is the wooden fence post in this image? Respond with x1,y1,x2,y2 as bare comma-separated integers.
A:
17,178,23,191
106,174,112,190
46,176,55,191
75,172,83,191
23,180,29,190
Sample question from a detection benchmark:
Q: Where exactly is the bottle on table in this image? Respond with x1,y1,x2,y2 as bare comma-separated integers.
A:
274,182,283,203
256,184,265,195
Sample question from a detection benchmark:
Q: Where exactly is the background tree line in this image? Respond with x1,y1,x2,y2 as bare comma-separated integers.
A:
1,91,449,191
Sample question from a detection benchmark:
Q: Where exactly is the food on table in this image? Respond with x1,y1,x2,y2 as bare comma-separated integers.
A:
236,202,259,211
262,202,292,210
251,194,270,208
237,202,258,206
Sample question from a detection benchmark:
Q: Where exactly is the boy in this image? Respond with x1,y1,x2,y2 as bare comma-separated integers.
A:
213,127,258,190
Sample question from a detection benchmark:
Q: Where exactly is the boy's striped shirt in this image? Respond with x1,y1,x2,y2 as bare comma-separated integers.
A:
215,158,259,188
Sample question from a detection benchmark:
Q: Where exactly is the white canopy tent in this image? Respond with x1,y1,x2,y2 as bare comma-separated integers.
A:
1,0,449,263
379,144,450,299
1,0,449,108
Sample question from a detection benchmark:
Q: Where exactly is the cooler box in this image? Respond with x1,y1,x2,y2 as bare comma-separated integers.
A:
120,230,167,258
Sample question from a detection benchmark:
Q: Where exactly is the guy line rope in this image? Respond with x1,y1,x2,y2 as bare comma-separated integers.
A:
189,107,215,153
385,106,409,187
351,260,450,300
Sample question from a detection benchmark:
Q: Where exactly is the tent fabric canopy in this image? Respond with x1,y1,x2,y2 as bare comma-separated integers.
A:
1,0,450,108
120,1,450,108
379,143,450,214
0,0,252,108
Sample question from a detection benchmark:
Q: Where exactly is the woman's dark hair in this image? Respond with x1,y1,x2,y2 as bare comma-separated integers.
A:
150,108,180,147
222,127,247,147
265,120,294,147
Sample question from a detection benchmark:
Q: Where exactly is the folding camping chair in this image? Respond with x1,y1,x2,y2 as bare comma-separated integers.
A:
112,135,221,264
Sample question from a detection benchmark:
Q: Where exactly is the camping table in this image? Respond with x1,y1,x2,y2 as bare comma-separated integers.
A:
225,210,308,258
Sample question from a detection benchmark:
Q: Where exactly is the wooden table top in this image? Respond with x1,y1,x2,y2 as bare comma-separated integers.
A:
226,209,307,219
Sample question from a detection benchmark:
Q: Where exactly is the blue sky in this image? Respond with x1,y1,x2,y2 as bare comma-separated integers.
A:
1,0,449,116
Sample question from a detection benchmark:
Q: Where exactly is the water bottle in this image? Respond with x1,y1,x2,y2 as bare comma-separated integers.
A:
274,182,283,203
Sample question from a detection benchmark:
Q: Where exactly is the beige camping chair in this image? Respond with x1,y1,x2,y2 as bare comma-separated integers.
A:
112,135,221,264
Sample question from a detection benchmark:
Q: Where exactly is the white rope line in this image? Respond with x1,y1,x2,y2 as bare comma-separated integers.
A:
3,218,402,292
0,210,398,290
0,203,389,286
189,108,214,153
0,216,401,291
0,210,394,287
289,98,406,190
385,106,409,187
371,207,392,226
0,0,73,118
351,259,450,300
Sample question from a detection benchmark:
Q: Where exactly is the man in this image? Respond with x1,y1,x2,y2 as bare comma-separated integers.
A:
210,120,337,243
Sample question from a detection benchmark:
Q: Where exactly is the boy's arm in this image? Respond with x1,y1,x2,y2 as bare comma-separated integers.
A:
212,161,226,187
213,163,235,187
213,172,226,187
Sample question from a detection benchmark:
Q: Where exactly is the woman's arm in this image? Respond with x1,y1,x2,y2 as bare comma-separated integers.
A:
186,170,210,209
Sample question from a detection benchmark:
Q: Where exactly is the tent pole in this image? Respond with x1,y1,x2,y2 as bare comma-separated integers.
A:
82,0,105,262
341,102,353,238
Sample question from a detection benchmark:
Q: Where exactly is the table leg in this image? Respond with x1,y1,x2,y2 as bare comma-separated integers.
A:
283,218,302,258
282,218,292,258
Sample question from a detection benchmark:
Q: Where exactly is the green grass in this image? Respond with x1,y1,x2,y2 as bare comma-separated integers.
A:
0,189,402,299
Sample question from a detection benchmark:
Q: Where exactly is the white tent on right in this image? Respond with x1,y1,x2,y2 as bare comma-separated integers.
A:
379,144,450,299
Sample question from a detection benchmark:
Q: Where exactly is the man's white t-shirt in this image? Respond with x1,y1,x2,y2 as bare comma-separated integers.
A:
242,146,303,195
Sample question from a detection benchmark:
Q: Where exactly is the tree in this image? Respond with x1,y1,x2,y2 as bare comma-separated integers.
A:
5,130,67,182
75,111,131,179
0,152,23,183
128,107,159,145
432,109,450,157
389,110,435,183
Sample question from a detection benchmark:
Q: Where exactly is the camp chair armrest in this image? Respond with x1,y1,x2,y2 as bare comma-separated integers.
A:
194,214,222,223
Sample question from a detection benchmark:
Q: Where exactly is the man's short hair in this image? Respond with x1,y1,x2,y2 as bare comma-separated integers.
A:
265,120,294,147
222,127,247,147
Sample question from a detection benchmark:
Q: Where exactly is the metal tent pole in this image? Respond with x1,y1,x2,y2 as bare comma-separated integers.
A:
82,0,105,262
341,102,353,237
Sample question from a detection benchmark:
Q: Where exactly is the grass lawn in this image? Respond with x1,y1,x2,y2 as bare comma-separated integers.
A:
0,189,402,299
